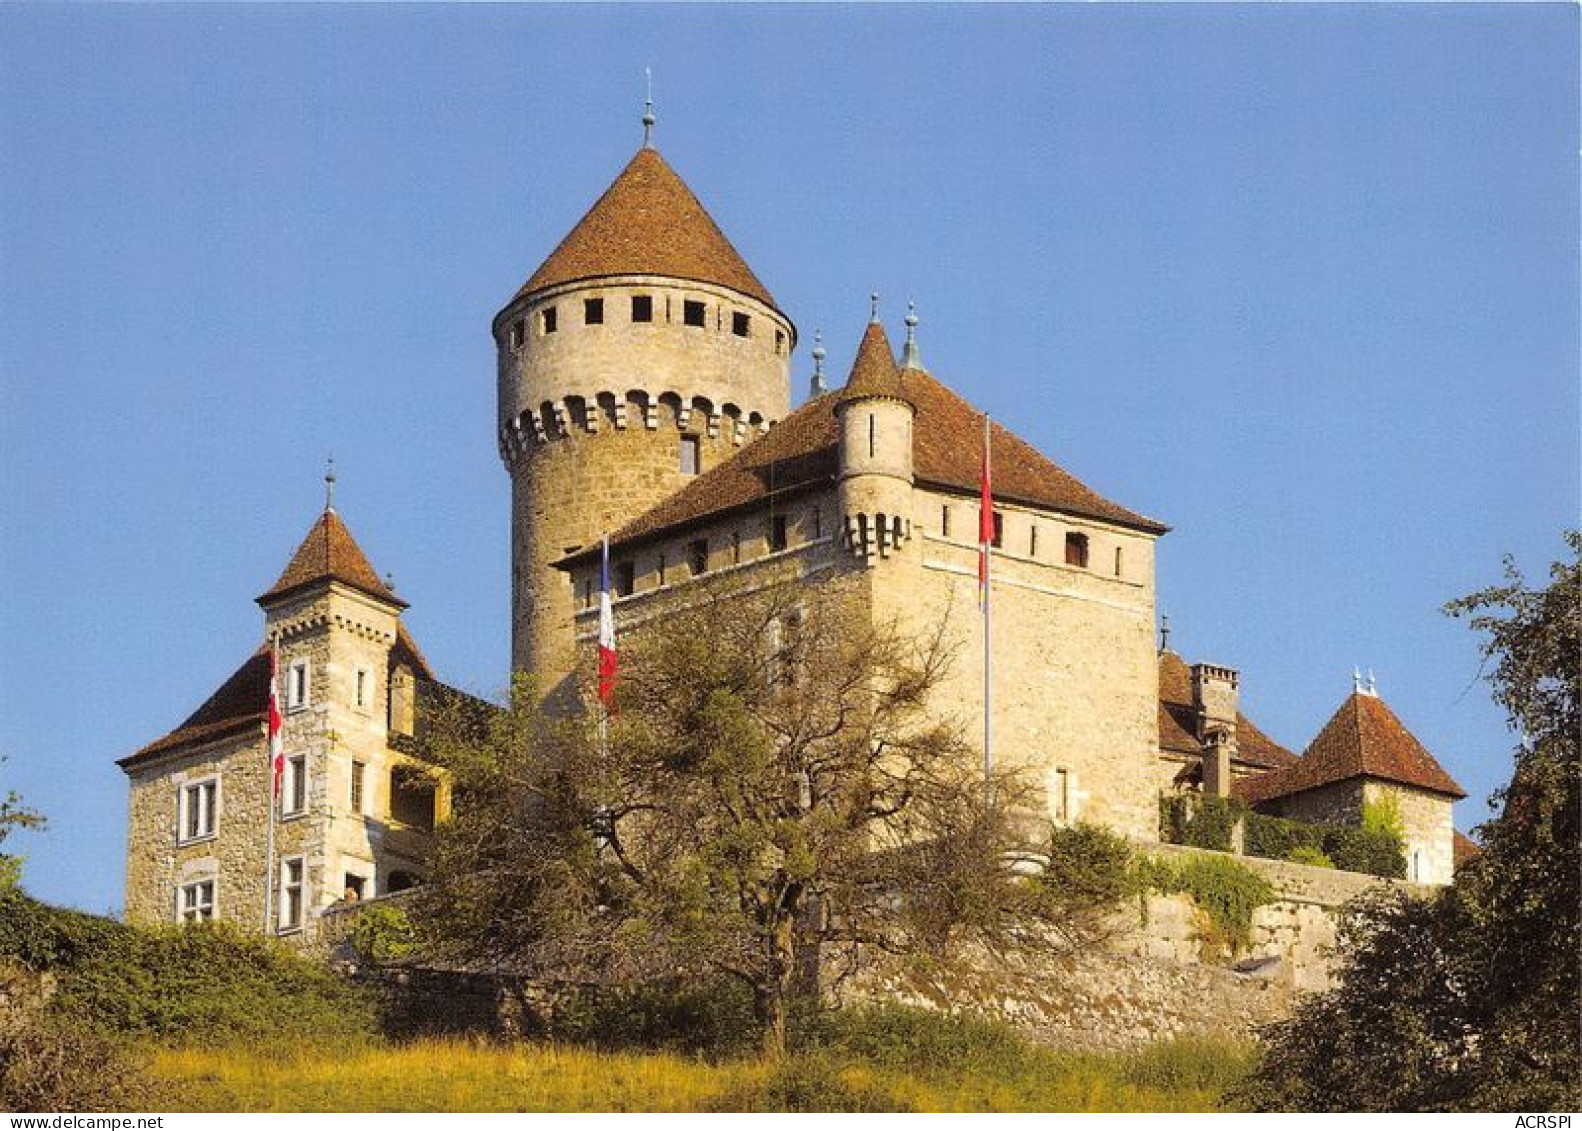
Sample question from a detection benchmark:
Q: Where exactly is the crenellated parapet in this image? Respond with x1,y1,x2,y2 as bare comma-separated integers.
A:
497,388,774,468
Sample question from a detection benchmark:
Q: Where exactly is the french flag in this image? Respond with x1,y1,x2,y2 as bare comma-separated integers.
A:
598,535,617,708
978,414,993,605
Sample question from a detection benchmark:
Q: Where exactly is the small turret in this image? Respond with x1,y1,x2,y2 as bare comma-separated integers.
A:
835,303,915,561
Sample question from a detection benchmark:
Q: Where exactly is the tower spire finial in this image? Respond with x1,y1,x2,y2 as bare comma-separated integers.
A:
1159,613,1171,655
324,455,337,512
642,68,655,148
811,330,827,396
869,292,880,324
900,300,924,371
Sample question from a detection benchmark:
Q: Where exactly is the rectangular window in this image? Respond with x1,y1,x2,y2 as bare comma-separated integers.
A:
279,858,304,932
769,514,788,552
540,305,557,334
287,659,309,710
732,311,751,337
683,299,706,328
1065,531,1089,568
688,539,709,577
775,330,785,355
615,561,635,597
992,512,1004,549
731,531,742,565
355,668,369,709
584,297,604,325
1114,546,1124,578
350,760,366,815
583,577,593,608
179,879,216,923
868,413,876,458
811,508,821,540
282,755,307,817
343,873,367,903
179,778,217,842
509,318,525,350
631,295,653,323
680,434,701,476
941,505,951,538
1051,768,1071,822
1029,526,1039,558
657,552,667,586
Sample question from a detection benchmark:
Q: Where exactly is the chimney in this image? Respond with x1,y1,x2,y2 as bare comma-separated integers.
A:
389,664,416,737
1191,663,1240,797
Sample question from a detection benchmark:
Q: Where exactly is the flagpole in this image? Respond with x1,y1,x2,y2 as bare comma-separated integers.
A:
981,413,993,807
263,642,278,933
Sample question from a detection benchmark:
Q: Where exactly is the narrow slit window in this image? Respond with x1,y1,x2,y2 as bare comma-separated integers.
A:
732,311,751,337
631,295,653,323
1030,526,1039,558
770,514,788,552
992,512,1004,549
811,508,821,539
656,552,667,586
775,330,786,355
350,760,366,815
540,305,557,334
1065,531,1089,568
509,318,525,349
680,434,701,476
941,505,951,538
868,413,876,458
731,531,742,565
584,297,604,325
683,300,706,328
1114,546,1123,577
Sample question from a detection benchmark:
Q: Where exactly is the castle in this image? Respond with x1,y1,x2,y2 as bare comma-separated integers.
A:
120,125,1470,944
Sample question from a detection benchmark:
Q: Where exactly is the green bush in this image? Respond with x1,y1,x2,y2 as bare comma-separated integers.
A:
1042,822,1137,909
1324,826,1406,879
1160,795,1246,852
1286,846,1334,869
554,977,764,1057
0,888,377,1045
1242,811,1404,879
349,902,418,963
1136,853,1275,953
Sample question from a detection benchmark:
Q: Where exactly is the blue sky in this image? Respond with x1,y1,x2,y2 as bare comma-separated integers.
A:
1,5,1575,915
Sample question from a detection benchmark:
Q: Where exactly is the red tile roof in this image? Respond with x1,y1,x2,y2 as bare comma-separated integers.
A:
510,147,779,312
1453,830,1481,870
836,323,912,406
1156,650,1299,771
1235,691,1466,805
562,331,1165,563
257,509,405,608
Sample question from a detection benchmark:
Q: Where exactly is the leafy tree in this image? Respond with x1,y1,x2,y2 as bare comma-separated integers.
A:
0,760,45,890
1244,533,1580,1111
415,580,1067,1056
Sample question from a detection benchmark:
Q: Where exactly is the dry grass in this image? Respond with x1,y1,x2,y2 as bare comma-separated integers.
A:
152,1034,1250,1112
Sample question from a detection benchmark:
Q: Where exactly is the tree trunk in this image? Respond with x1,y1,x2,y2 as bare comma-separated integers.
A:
755,911,798,1058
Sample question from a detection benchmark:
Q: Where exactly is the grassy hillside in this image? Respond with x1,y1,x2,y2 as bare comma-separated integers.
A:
154,1031,1252,1113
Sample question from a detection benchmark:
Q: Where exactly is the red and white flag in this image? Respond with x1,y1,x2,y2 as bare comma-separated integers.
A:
597,536,618,708
267,646,285,797
978,414,994,605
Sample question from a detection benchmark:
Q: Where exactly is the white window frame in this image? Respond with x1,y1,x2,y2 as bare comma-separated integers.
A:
178,877,217,923
282,754,308,818
278,856,305,933
177,776,219,844
355,667,371,710
287,658,310,711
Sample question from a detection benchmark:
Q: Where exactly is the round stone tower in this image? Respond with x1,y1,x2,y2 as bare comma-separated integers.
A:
495,139,795,696
835,312,916,561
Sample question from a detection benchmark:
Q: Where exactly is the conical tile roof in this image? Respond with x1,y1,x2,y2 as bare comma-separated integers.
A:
511,147,778,310
257,509,405,608
836,322,912,406
1236,690,1465,804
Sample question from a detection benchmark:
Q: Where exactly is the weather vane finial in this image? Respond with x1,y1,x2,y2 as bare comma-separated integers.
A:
901,300,923,370
642,68,655,147
811,330,827,395
1159,613,1171,655
324,455,337,512
869,292,880,324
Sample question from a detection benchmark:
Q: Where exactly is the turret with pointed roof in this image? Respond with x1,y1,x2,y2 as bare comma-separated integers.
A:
493,134,797,694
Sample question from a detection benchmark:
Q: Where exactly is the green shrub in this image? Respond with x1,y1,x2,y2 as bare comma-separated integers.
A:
1286,846,1334,869
1161,795,1246,851
1243,811,1404,879
797,1003,1038,1075
0,888,377,1045
1360,795,1405,840
349,902,418,963
1136,853,1275,953
1244,812,1325,861
554,977,763,1057
1042,822,1137,909
1324,826,1406,879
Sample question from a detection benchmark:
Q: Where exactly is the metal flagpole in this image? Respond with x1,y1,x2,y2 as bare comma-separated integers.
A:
982,413,993,807
263,642,279,932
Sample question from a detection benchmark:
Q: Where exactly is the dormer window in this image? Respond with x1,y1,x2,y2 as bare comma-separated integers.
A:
631,295,653,323
683,300,707,328
540,306,558,335
732,311,751,337
1065,531,1089,568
